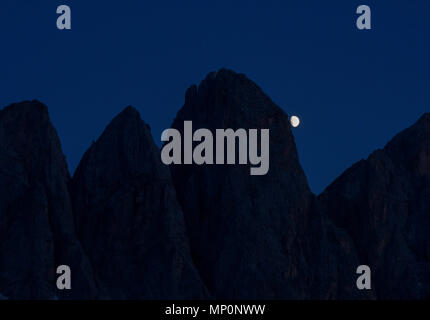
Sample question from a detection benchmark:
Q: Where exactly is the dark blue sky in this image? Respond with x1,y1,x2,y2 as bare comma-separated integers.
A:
1,0,429,193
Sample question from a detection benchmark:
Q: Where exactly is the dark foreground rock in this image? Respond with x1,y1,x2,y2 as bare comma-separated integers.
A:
168,69,365,299
71,106,208,299
1,71,428,300
0,101,97,299
319,113,430,299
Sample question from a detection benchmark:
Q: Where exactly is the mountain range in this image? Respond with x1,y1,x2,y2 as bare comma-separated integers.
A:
0,69,428,299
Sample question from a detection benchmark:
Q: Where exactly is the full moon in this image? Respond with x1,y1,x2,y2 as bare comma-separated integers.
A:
290,116,300,128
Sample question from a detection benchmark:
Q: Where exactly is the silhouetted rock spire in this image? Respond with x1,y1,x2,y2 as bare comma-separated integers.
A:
0,100,97,299
71,106,208,299
168,69,364,299
319,113,430,299
1,71,429,300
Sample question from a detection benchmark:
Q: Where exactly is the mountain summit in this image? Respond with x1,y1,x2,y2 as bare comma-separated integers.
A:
319,112,430,299
71,105,208,299
0,71,429,299
0,101,97,299
168,69,364,299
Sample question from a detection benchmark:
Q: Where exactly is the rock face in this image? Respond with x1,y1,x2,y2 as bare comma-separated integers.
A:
0,101,97,299
71,106,207,299
1,71,429,300
319,113,430,299
168,69,363,299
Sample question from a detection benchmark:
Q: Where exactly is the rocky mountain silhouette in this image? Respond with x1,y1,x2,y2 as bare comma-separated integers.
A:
168,69,366,299
0,70,428,299
319,113,430,299
0,101,97,299
71,106,208,299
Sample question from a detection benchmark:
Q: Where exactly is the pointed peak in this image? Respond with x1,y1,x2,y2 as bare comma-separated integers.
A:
73,104,164,183
385,112,430,150
417,112,430,125
102,105,149,134
115,105,141,121
93,105,153,147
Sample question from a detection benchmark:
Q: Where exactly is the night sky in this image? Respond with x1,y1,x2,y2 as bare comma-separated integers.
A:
1,0,429,194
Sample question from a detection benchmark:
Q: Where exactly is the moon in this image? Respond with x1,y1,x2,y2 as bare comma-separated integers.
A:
290,115,300,128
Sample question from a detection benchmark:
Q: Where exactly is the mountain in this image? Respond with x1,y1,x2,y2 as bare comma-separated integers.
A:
319,113,430,299
168,69,365,299
71,106,208,299
0,101,97,299
0,71,429,300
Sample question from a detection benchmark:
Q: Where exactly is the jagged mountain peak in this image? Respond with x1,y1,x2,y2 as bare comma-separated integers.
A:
0,100,97,299
110,105,142,123
417,112,430,124
386,112,430,147
168,71,364,299
101,105,149,136
183,69,284,127
1,100,56,143
1,73,429,300
71,106,208,299
1,99,48,114
376,113,430,176
175,69,302,181
0,100,70,180
319,112,430,299
73,105,163,182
